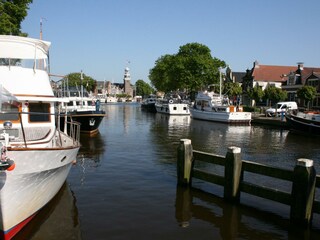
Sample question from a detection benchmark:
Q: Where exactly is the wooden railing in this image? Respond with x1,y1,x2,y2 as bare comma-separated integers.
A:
177,139,320,227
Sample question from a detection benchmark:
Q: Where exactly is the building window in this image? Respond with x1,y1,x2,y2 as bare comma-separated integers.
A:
307,79,319,87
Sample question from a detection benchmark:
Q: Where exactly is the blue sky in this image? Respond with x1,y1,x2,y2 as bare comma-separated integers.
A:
22,0,320,84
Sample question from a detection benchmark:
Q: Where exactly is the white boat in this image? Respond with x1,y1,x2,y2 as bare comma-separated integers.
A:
0,35,80,239
155,93,190,115
189,91,252,124
106,95,118,103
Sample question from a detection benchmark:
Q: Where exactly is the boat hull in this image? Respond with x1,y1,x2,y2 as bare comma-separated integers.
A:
0,147,79,239
189,108,251,124
61,111,105,134
285,113,320,135
155,103,190,115
141,103,157,113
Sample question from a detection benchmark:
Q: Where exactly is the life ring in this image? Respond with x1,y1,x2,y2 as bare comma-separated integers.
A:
169,99,174,104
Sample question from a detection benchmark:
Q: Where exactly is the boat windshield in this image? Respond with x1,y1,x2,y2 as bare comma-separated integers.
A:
0,84,20,121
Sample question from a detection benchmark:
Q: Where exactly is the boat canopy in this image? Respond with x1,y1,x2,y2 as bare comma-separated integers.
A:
0,35,50,59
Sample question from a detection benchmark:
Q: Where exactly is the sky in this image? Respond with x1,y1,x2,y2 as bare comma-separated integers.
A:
21,0,320,84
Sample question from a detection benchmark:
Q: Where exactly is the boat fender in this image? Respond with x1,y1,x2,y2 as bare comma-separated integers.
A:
6,159,15,171
169,99,174,104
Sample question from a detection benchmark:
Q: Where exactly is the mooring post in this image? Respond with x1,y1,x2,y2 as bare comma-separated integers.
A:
224,146,242,203
177,139,193,186
290,158,316,226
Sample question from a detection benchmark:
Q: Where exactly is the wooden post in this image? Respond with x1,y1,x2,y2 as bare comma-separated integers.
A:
224,146,242,203
290,158,316,226
177,139,193,186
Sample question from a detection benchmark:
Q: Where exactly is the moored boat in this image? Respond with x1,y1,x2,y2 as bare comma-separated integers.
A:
189,91,251,124
155,93,190,115
106,95,118,103
0,35,80,239
285,111,320,136
57,86,106,135
141,94,157,113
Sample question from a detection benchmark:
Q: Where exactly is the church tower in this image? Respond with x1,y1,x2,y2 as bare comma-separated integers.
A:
123,66,133,97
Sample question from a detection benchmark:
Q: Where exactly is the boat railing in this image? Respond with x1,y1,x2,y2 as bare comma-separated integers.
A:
0,111,80,147
55,112,81,145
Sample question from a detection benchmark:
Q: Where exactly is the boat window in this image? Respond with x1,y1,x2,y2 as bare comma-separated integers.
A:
217,107,227,112
67,101,74,106
0,103,20,122
29,102,50,122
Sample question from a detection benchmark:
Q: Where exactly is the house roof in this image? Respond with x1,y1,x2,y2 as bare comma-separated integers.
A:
232,72,246,83
252,65,297,83
300,68,320,84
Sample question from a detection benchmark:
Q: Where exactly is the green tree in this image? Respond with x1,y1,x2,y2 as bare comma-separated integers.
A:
149,54,175,92
224,81,242,100
65,72,96,93
297,85,317,109
264,86,287,106
135,79,154,97
247,85,264,106
149,42,226,92
0,0,33,36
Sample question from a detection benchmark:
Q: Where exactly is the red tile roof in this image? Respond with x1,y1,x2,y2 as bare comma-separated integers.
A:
252,65,297,83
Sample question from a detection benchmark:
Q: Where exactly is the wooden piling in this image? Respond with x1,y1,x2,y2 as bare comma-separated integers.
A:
177,139,193,186
224,146,242,203
290,158,316,226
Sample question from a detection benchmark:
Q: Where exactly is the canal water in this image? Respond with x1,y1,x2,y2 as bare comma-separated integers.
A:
14,103,320,240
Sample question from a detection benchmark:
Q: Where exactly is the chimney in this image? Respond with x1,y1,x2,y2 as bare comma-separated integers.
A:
297,62,304,70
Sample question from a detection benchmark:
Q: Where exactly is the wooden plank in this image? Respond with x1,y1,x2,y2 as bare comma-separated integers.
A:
193,168,224,186
240,181,291,205
242,160,293,181
193,150,225,166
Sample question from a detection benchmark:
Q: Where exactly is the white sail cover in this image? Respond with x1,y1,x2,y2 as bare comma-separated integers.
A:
0,35,51,59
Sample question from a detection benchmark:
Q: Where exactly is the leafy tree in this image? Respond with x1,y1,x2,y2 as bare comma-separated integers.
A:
149,42,226,92
135,79,154,97
64,72,96,93
224,81,242,100
0,0,33,36
247,85,264,106
264,86,287,106
297,85,317,109
149,54,175,92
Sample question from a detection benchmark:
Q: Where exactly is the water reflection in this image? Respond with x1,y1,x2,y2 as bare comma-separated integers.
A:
13,183,81,240
78,132,105,164
175,185,320,240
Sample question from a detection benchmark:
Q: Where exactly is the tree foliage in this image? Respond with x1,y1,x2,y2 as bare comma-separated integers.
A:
0,0,33,36
149,42,226,92
224,82,242,99
264,86,287,106
247,85,265,106
297,85,317,108
135,79,154,97
64,72,96,92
